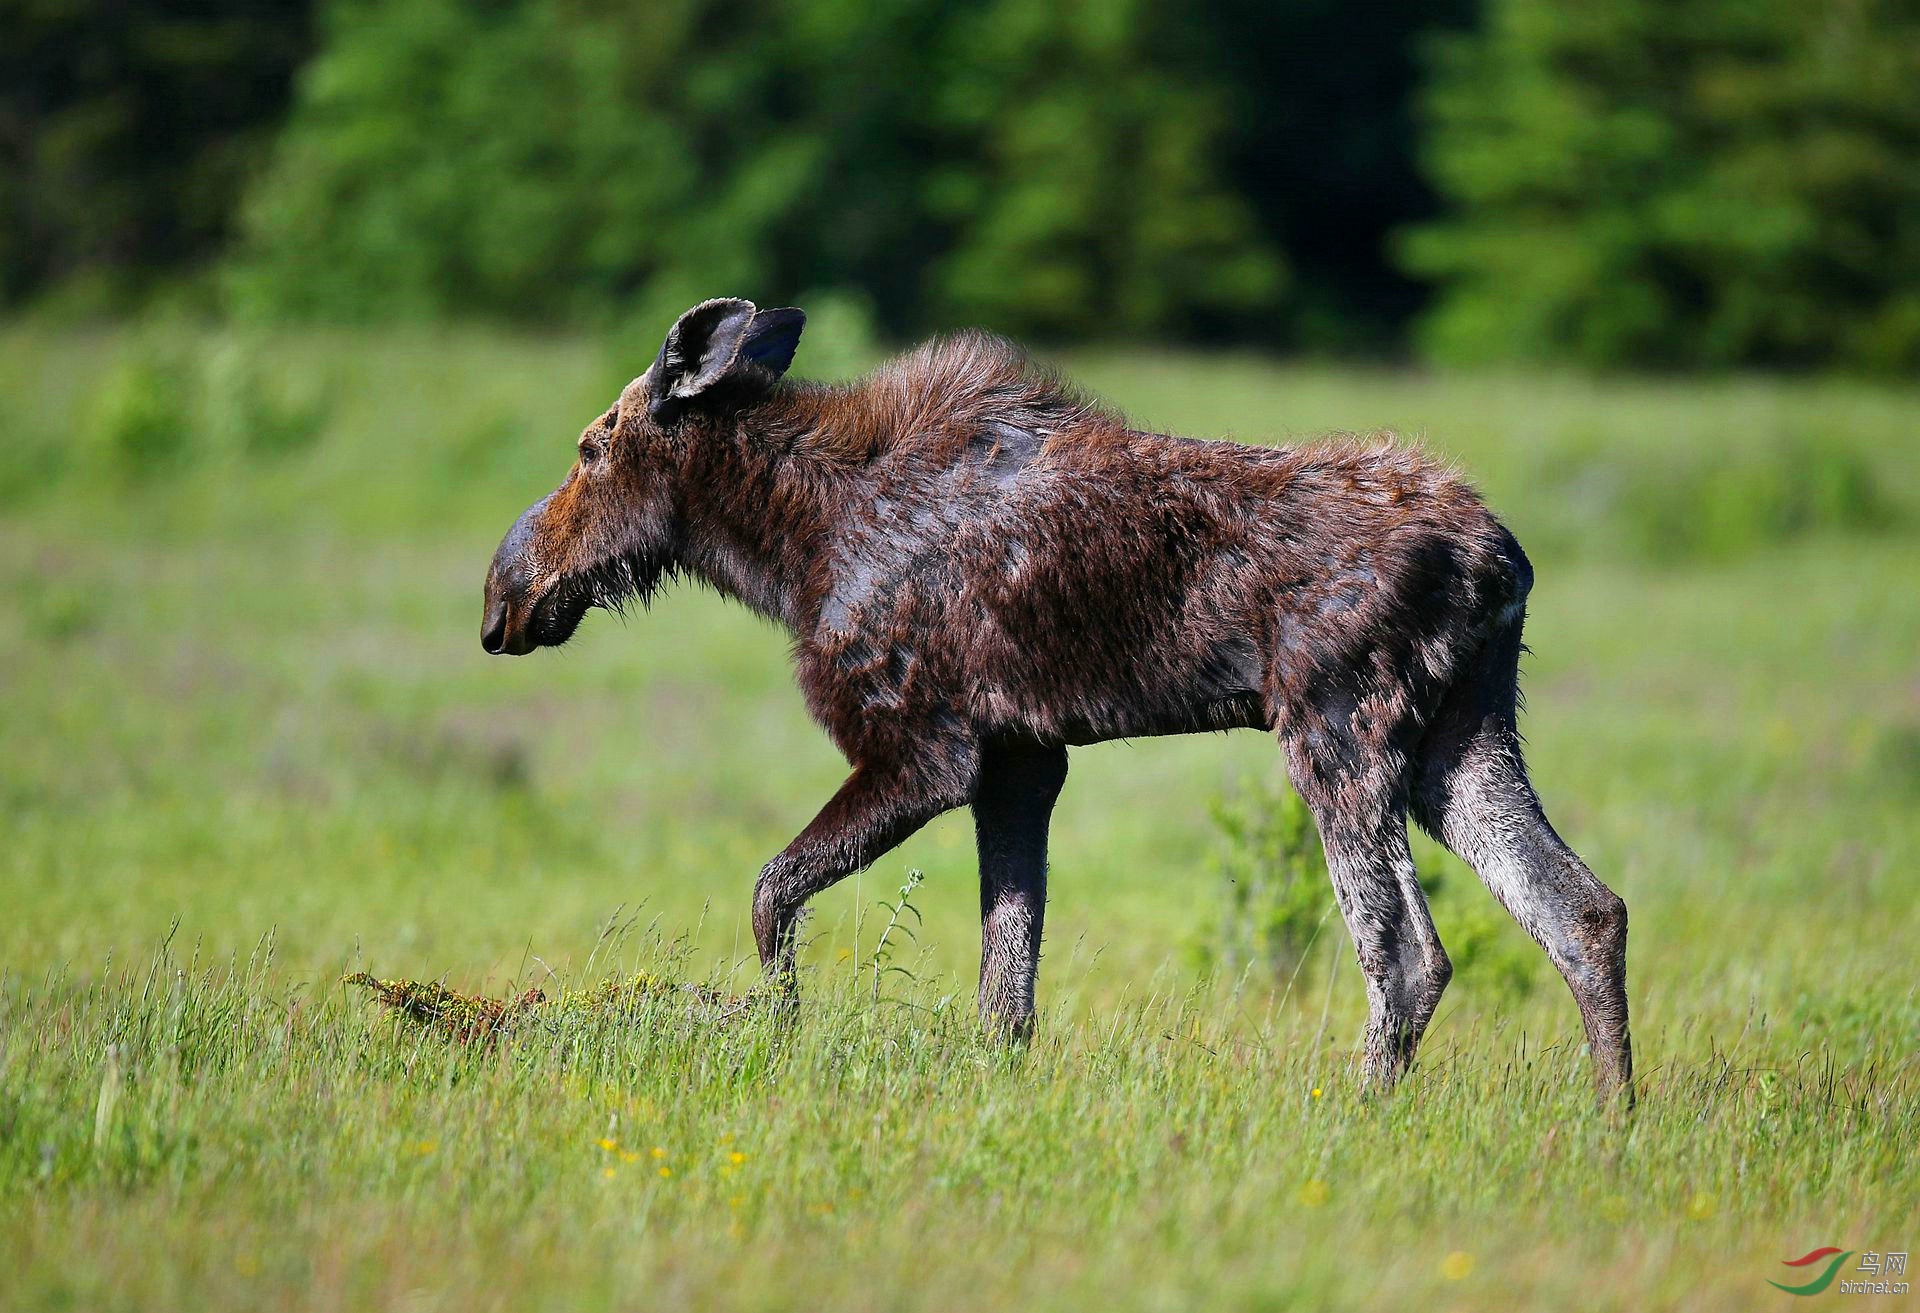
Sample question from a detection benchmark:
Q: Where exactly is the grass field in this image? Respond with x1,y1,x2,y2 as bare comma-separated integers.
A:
3,323,1917,1310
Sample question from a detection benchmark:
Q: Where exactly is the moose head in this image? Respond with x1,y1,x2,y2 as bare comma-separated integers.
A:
480,298,805,655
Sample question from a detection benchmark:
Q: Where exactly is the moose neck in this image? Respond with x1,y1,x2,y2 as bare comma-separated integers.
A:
673,418,839,636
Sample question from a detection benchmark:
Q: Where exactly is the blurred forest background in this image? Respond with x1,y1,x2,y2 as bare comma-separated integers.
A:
6,0,1920,370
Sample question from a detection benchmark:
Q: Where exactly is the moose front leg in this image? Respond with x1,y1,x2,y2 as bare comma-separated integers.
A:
972,740,1069,1037
752,761,972,980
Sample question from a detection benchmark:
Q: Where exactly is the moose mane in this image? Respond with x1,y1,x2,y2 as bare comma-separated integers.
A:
769,330,1123,462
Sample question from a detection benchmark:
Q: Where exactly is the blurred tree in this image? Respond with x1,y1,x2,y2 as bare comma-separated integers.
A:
1404,0,1920,372
229,0,695,321
0,0,314,307
230,0,1281,341
1193,0,1475,353
0,0,1459,348
922,0,1283,339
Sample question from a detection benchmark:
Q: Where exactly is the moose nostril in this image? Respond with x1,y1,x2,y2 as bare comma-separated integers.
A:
481,606,508,655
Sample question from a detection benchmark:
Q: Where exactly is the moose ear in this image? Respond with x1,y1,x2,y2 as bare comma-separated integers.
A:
650,298,805,425
649,298,757,420
739,307,805,377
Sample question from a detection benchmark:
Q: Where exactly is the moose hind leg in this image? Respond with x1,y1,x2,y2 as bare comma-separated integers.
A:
1416,727,1632,1101
971,739,1068,1037
1413,608,1633,1103
1283,730,1451,1090
1323,814,1452,1090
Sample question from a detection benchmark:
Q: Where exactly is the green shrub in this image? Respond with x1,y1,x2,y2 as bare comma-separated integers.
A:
202,336,332,459
14,574,103,644
0,403,64,507
1869,725,1920,800
1196,772,1541,1002
78,333,335,487
86,347,197,481
1191,775,1332,983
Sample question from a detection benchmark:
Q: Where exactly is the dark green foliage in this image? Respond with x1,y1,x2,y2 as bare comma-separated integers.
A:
0,0,315,308
228,0,692,324
229,0,1279,341
1405,0,1920,372
9,0,1920,365
918,0,1282,339
1193,0,1476,351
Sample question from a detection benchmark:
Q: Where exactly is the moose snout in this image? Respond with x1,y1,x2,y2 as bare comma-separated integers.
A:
480,573,540,656
481,598,511,654
481,494,553,656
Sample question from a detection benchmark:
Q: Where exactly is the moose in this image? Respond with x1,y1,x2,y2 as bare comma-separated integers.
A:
481,298,1633,1100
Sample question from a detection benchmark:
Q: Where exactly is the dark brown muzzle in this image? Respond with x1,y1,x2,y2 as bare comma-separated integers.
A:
479,593,521,655
481,494,551,655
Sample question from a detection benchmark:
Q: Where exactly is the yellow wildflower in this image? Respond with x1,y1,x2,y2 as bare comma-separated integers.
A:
1441,1251,1474,1281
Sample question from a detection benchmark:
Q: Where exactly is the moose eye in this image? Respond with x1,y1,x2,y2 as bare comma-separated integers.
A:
578,438,601,464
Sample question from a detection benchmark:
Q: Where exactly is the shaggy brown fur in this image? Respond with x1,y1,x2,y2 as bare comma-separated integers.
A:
482,299,1633,1100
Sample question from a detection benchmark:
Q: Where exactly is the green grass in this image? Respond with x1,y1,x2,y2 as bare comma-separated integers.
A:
3,323,1918,1310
